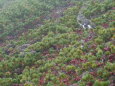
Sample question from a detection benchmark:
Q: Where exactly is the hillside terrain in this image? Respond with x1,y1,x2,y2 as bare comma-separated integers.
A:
0,0,115,86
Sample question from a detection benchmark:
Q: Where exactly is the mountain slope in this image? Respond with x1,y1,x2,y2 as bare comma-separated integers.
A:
0,0,115,86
